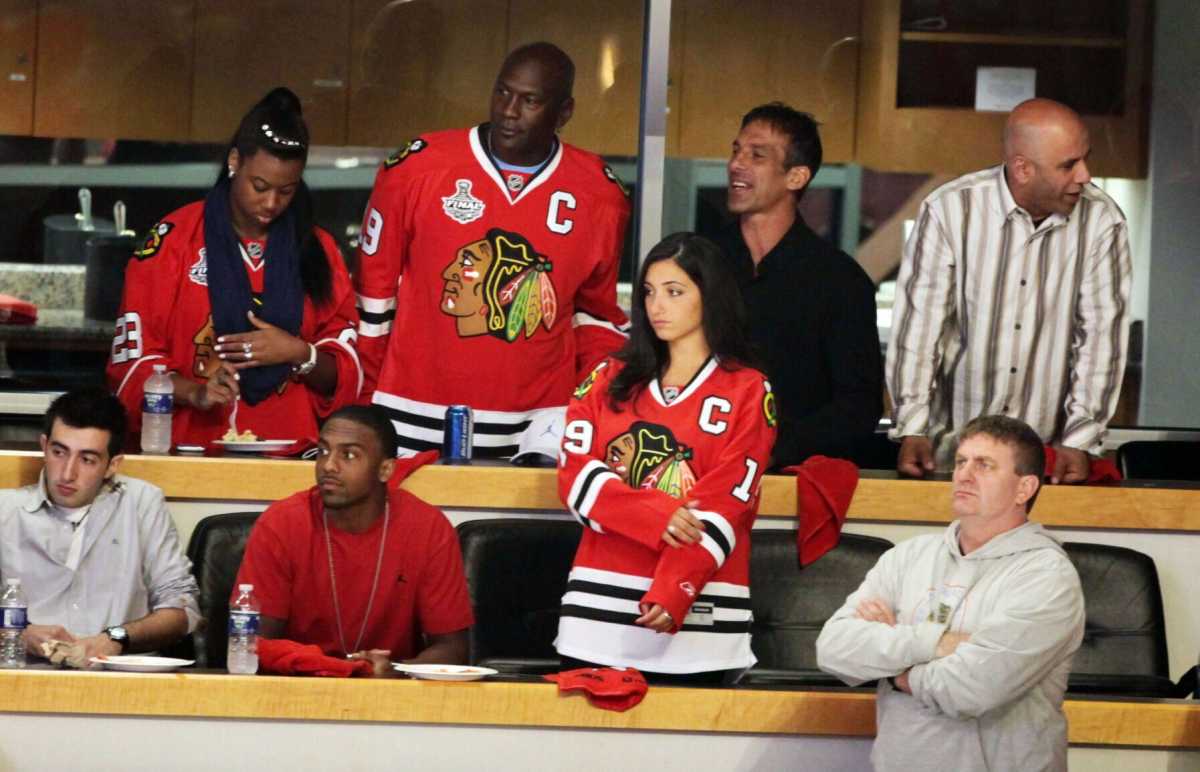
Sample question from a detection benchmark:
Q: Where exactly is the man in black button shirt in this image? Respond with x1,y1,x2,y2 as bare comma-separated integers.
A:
713,103,882,469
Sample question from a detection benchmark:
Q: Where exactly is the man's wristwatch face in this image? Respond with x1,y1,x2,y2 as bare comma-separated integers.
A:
104,625,129,652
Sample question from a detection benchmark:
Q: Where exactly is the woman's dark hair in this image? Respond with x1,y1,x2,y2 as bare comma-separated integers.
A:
608,232,756,408
222,87,332,305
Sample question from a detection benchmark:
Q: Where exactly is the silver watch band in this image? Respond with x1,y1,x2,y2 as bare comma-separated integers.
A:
293,343,318,376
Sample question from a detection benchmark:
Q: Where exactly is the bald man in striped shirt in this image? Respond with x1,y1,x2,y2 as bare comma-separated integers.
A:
887,99,1131,484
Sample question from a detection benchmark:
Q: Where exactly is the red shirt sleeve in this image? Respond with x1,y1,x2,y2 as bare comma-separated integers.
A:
309,228,363,414
571,192,631,380
557,359,680,550
232,501,296,622
353,151,417,399
106,217,188,438
409,494,475,635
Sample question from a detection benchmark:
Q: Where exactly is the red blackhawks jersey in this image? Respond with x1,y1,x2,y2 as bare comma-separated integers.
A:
354,125,631,457
555,357,778,673
106,201,362,449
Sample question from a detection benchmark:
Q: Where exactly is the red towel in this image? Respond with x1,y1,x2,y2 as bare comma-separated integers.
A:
545,667,648,712
388,449,440,489
1042,445,1122,483
0,294,37,325
257,638,373,677
783,456,860,567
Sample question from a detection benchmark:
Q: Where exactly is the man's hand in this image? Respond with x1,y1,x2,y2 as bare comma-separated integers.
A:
348,649,394,677
21,624,76,657
855,598,897,626
1050,445,1090,484
934,631,971,658
661,506,704,548
893,670,912,694
897,436,936,478
71,633,124,667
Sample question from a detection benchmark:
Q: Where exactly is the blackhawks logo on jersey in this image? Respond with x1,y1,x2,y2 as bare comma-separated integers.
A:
440,228,559,342
134,221,174,260
762,380,777,428
573,360,609,400
605,421,697,499
384,137,426,169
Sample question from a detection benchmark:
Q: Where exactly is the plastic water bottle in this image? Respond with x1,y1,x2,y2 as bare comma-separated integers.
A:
1,578,28,669
141,364,174,455
227,583,260,674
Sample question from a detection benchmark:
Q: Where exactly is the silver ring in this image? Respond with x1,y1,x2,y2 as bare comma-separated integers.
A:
242,342,251,354
668,524,677,534
663,611,673,623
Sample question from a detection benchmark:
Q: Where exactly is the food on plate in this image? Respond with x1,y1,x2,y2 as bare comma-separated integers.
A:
221,428,259,442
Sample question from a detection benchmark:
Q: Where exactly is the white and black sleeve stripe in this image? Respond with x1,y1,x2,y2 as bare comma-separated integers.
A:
566,459,616,533
694,510,736,569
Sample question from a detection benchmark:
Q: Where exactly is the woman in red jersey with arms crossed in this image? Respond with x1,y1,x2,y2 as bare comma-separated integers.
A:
555,232,777,684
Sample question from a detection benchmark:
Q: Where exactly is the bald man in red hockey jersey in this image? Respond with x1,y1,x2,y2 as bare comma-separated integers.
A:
355,41,631,457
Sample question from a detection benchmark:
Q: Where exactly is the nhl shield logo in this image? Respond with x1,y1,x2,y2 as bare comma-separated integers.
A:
188,249,208,287
506,173,524,193
442,179,485,224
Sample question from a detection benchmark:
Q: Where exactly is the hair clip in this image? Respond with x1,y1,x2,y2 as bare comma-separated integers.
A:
260,122,305,149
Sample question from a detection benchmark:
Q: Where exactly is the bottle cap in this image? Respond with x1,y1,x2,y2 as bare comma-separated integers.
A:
239,583,253,591
153,364,167,373
4,578,18,586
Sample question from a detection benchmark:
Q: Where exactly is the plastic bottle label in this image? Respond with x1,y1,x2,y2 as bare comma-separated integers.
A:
1,608,27,630
228,611,259,635
143,392,174,415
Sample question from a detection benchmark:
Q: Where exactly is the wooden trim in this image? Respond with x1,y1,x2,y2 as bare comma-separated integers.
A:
0,671,1196,748
2,451,1197,532
899,32,1126,48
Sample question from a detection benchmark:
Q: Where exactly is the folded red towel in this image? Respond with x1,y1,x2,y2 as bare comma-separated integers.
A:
1042,445,1122,483
783,456,860,567
545,667,648,712
0,293,37,325
388,449,440,489
257,638,373,677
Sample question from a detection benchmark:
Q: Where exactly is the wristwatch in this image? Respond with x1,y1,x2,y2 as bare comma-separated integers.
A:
292,342,318,377
103,625,130,653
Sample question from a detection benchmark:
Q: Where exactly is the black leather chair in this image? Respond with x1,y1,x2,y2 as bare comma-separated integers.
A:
1063,541,1177,697
743,530,893,687
183,511,261,668
457,518,581,674
1116,440,1200,481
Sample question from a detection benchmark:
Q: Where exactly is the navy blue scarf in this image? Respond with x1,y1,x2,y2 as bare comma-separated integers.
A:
203,178,303,405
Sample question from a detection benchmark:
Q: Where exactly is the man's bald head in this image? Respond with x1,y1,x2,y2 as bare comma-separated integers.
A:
500,42,575,106
1002,99,1092,220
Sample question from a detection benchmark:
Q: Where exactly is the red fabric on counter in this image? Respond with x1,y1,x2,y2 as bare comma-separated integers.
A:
783,455,859,567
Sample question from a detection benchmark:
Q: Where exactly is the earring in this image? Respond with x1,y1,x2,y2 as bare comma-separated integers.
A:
227,166,235,179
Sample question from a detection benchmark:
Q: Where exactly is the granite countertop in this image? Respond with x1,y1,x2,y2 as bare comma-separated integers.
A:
0,262,114,345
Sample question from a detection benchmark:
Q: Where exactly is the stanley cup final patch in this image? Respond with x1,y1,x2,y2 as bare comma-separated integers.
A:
442,179,485,224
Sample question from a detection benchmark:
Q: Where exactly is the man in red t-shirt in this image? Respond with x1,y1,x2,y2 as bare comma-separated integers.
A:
236,406,473,674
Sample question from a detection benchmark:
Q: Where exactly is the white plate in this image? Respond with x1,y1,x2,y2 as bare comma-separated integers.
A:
213,440,296,453
91,655,195,673
391,664,498,681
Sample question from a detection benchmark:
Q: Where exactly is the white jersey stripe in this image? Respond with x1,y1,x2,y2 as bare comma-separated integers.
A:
356,294,396,313
358,319,391,337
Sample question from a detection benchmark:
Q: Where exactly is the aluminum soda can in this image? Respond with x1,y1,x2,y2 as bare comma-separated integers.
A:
443,405,474,462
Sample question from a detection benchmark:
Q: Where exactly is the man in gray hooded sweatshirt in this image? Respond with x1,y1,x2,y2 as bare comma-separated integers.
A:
816,414,1085,771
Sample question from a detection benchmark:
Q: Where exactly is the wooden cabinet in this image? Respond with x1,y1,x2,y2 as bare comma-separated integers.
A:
0,0,36,136
191,1,351,146
667,0,862,163
347,0,507,149
508,0,644,157
856,0,1152,177
34,0,193,140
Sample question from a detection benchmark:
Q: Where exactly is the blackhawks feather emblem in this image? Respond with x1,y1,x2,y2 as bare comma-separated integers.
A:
573,360,609,400
133,221,174,260
384,137,427,169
